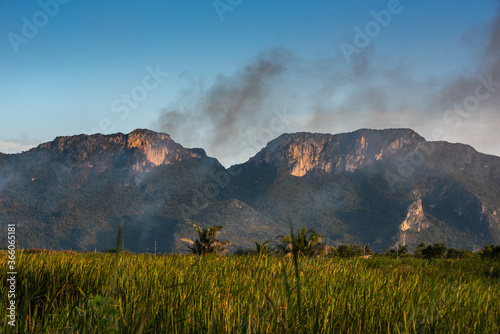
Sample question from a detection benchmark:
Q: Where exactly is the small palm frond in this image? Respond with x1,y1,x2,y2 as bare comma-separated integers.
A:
180,238,194,245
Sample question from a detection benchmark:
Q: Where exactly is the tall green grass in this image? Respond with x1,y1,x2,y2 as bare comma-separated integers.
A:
1,251,499,333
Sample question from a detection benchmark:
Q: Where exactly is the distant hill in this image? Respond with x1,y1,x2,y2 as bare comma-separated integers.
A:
1,128,499,252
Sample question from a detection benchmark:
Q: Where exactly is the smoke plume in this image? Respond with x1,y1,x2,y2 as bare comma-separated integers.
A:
158,48,294,166
156,5,500,166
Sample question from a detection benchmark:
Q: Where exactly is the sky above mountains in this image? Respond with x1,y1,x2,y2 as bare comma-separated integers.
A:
1,0,499,166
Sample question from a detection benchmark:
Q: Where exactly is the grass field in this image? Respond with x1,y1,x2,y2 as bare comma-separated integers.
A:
1,251,499,333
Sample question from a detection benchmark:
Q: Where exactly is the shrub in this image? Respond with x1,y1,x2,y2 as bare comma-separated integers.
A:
480,244,500,260
446,248,471,259
422,243,447,259
383,244,408,258
337,244,363,258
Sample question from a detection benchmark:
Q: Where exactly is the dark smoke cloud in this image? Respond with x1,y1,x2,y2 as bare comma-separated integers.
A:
436,6,500,111
305,4,500,152
425,5,500,153
156,6,500,165
157,48,294,165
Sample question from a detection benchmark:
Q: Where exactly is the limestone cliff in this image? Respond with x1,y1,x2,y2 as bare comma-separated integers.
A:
397,196,429,246
36,129,211,172
249,129,426,177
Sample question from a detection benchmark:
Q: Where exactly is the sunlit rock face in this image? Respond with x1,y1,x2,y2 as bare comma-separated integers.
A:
248,129,426,177
126,130,174,166
125,129,203,166
397,195,430,246
37,129,207,171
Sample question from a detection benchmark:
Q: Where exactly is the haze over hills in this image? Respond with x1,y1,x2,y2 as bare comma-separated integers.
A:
0,128,498,253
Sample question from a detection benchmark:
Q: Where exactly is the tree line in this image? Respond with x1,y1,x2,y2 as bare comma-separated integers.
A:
180,223,500,260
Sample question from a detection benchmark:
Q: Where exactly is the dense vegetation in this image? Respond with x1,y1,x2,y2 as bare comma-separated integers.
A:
1,248,499,333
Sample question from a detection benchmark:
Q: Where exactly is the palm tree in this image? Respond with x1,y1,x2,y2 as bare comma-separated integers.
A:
180,224,232,255
253,239,273,256
279,227,324,256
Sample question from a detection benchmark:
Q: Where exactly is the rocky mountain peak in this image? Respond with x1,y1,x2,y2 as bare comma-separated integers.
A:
126,128,171,146
35,129,207,168
249,128,426,176
125,129,184,166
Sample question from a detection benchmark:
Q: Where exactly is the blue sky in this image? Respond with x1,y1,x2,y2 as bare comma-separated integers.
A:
1,0,499,166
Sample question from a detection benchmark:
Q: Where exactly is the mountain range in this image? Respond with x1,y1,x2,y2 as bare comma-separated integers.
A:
1,128,499,253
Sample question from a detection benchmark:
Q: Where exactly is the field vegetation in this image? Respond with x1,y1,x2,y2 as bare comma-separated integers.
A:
1,243,499,333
